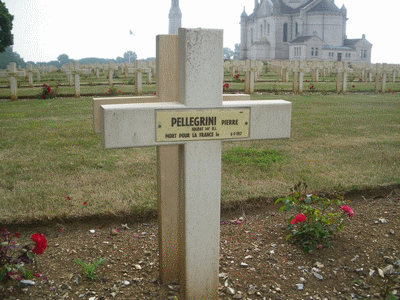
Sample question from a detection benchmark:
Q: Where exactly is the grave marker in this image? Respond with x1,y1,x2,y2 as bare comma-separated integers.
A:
105,62,118,85
64,62,90,97
93,35,249,285
100,28,291,299
0,62,26,100
26,64,34,87
244,59,256,94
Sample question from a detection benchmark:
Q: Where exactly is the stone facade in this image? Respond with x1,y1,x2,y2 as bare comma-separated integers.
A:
240,0,372,62
169,0,182,35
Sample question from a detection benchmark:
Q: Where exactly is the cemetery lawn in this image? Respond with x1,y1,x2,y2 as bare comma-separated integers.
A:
0,93,399,222
0,93,399,299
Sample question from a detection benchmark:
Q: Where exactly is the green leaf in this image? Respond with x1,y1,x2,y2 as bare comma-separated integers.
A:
274,198,284,204
278,206,287,213
75,258,105,280
24,269,33,279
285,234,292,241
27,251,34,260
0,268,6,281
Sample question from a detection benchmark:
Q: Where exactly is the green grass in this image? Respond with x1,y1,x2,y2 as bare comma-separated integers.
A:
0,93,399,223
222,147,284,170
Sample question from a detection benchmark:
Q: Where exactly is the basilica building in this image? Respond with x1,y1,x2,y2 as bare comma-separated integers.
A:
240,0,372,62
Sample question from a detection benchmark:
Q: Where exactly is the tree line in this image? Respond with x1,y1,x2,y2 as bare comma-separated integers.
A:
0,49,142,70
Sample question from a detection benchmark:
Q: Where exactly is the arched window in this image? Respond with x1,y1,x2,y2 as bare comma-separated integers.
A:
251,28,254,43
260,24,263,36
283,23,288,42
295,22,299,37
267,23,270,35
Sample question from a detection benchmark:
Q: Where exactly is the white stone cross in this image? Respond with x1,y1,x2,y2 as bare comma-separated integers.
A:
335,62,353,93
290,61,310,94
126,66,152,95
101,28,291,299
0,62,26,100
26,64,35,87
243,59,256,94
64,61,90,97
104,62,118,85
93,34,250,286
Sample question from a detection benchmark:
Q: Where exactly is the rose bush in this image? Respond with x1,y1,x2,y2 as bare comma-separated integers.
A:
275,182,354,253
38,83,58,99
0,228,47,282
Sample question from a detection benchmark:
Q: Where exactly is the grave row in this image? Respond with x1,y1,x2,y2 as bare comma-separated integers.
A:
0,60,156,99
1,58,398,100
60,61,154,97
269,60,400,93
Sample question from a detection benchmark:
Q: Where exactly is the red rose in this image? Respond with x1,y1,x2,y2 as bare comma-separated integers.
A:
47,86,51,93
31,233,47,255
340,205,354,218
290,213,306,225
41,95,46,99
15,233,22,238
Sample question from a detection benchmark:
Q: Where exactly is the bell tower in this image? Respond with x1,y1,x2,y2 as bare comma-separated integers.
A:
169,0,182,34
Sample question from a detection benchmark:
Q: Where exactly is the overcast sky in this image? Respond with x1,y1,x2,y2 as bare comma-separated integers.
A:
3,0,399,64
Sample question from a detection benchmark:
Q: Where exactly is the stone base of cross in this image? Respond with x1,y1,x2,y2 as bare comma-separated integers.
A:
100,28,291,299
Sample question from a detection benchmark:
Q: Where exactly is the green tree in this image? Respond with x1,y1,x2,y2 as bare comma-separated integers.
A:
0,1,14,53
123,51,137,63
57,54,72,66
0,46,26,69
223,47,234,60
